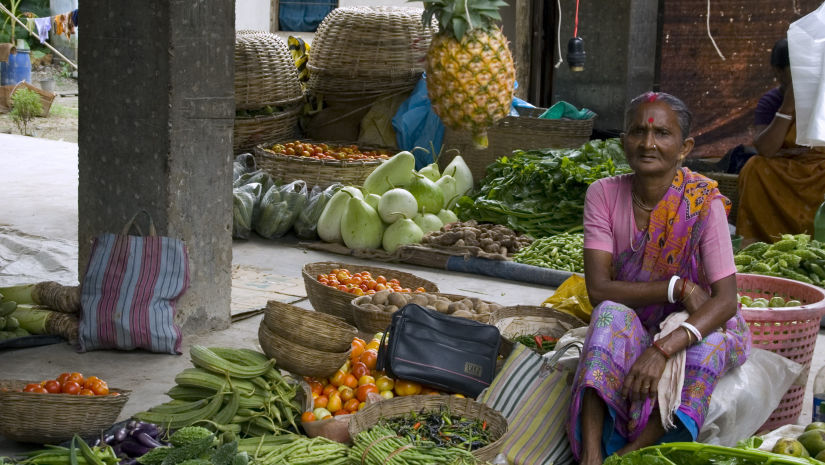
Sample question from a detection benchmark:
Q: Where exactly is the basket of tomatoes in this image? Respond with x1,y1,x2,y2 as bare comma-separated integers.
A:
302,261,438,325
0,373,130,443
253,139,394,188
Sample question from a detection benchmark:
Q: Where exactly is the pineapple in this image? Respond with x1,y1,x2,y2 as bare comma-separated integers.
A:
422,0,515,148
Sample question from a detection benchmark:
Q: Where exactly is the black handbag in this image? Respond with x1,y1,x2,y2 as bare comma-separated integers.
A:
376,303,502,397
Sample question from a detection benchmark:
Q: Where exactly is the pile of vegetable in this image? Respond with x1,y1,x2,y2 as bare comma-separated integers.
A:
236,433,349,465
770,421,825,461
512,232,584,273
231,154,342,241
136,426,249,465
133,346,302,437
349,425,477,465
512,334,559,354
316,152,474,253
604,436,825,464
315,269,426,297
739,294,802,308
734,234,825,286
353,291,502,321
94,421,169,464
455,139,630,238
421,220,533,257
380,406,494,451
4,434,119,465
15,371,113,396
267,141,392,161
0,282,81,343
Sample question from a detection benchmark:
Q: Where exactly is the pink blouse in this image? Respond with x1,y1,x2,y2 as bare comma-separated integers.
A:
583,174,736,283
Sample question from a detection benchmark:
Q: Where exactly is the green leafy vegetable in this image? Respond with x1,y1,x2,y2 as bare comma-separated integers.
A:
603,441,825,465
455,139,630,237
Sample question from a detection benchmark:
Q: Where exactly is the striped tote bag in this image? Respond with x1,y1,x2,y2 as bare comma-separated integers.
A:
79,211,189,354
478,342,581,465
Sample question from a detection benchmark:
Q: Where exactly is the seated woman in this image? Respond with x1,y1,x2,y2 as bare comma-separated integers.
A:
736,38,825,244
567,92,751,465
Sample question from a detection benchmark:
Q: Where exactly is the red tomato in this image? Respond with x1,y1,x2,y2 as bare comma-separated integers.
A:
23,383,41,392
79,389,95,396
356,383,379,403
30,386,48,394
344,398,361,412
44,380,62,394
67,372,84,386
301,411,316,422
89,380,109,396
360,349,378,370
62,381,81,395
56,373,71,385
351,362,369,379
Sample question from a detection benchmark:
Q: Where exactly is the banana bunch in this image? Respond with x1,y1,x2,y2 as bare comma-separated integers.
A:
0,292,29,341
135,346,303,437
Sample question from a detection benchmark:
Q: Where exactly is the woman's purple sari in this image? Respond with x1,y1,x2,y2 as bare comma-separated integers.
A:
566,168,751,458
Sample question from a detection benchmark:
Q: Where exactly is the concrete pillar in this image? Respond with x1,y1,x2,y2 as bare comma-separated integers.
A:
552,0,659,133
78,0,235,334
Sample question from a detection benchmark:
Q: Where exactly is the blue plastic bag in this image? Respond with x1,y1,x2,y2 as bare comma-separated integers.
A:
392,76,444,170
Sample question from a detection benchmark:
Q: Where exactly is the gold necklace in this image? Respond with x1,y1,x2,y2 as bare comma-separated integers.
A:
631,190,655,212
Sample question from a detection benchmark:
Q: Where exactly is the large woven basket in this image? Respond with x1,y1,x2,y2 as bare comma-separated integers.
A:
302,261,439,325
258,321,350,378
234,105,301,154
234,31,304,110
263,301,357,353
348,395,508,463
440,107,596,182
253,140,393,188
737,273,825,431
307,6,434,95
0,380,130,443
352,292,499,334
490,305,587,346
700,171,740,225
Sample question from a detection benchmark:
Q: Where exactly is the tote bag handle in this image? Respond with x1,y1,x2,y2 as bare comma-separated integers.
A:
122,210,157,237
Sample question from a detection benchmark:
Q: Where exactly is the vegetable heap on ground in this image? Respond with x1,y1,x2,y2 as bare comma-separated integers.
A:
133,346,302,437
0,281,81,343
512,334,559,354
455,139,630,237
422,0,515,148
603,437,825,464
512,232,584,272
350,425,477,465
735,234,825,286
380,406,494,451
421,220,533,256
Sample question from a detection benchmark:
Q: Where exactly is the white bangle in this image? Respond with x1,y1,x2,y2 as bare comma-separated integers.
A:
667,275,681,304
775,111,793,120
679,321,703,343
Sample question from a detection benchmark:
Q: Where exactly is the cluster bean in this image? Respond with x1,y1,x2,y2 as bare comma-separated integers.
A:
512,233,584,273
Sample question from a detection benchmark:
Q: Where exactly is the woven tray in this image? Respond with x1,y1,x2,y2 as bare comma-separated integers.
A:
234,30,304,110
302,261,439,325
351,292,499,334
737,273,825,431
0,379,130,443
440,107,596,182
253,140,392,188
307,6,434,95
263,301,357,353
348,395,508,463
490,305,587,346
258,321,350,378
234,104,301,154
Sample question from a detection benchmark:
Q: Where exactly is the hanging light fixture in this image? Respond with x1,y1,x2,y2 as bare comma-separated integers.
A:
566,0,585,71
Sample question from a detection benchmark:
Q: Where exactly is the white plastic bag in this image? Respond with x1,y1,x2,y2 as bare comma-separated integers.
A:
788,2,825,146
698,348,803,446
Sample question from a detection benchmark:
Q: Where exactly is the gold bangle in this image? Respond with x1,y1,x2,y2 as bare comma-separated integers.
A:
683,283,697,301
682,326,694,344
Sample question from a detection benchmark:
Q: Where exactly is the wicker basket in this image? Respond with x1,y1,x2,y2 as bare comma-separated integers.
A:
307,6,434,95
737,273,825,431
348,395,508,463
352,292,499,334
258,322,350,378
234,105,301,154
490,305,587,346
439,107,596,182
263,301,357,353
0,380,130,443
700,171,740,225
253,140,395,188
302,261,439,325
234,31,304,110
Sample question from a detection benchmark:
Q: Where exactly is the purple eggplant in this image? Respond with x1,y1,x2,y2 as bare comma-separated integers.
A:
114,427,128,443
111,443,125,458
134,432,164,449
131,422,160,439
119,439,152,457
126,420,138,430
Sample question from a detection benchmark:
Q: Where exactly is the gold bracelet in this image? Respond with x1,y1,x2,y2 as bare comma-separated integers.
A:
682,283,697,301
682,326,694,344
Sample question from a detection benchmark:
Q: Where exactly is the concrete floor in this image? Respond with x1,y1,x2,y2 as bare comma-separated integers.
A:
0,133,823,456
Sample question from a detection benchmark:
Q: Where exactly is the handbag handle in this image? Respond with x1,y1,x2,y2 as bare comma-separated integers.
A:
122,210,158,237
545,341,582,365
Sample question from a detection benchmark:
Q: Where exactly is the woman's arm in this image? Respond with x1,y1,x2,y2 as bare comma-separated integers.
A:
584,248,672,308
753,86,795,157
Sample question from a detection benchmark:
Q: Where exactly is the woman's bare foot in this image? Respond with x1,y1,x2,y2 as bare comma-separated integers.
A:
579,450,604,465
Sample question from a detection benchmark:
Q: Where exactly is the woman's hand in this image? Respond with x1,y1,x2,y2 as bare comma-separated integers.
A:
681,280,710,314
780,85,795,117
622,346,668,402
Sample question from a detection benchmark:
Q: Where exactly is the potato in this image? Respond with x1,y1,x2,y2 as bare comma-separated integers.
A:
460,298,474,311
469,297,483,309
409,294,429,306
384,304,399,313
425,293,437,305
387,292,408,308
372,290,391,306
476,302,490,314
434,299,450,313
448,301,468,314
452,309,475,319
425,305,437,311
361,303,383,313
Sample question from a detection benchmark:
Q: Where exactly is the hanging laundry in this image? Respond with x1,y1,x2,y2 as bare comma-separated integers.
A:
33,17,52,44
65,11,75,38
71,9,78,28
24,18,38,37
53,14,65,37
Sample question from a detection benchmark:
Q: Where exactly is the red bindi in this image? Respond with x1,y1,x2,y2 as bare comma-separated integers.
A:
648,117,654,123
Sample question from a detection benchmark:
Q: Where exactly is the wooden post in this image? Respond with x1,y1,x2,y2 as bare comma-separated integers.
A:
270,0,279,32
513,0,531,100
